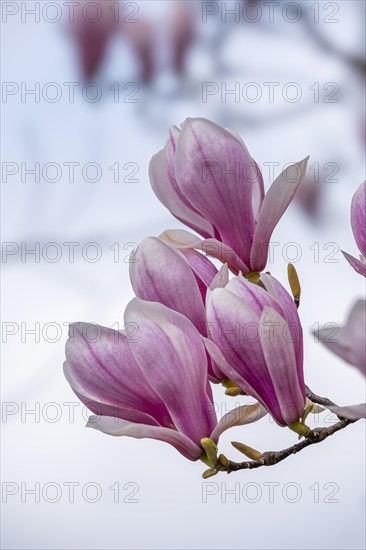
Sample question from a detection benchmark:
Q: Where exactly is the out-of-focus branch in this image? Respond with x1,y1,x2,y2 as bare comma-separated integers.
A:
301,8,366,76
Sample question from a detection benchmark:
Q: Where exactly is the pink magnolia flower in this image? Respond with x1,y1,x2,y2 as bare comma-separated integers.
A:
342,181,366,277
315,300,366,420
64,299,264,460
70,1,155,83
130,237,228,381
123,17,155,84
316,300,366,377
168,1,195,76
150,117,308,274
70,1,119,80
130,237,218,334
205,274,306,426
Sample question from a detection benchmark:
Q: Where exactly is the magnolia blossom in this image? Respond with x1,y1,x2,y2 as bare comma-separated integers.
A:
342,181,366,277
70,1,119,80
150,117,308,273
70,0,155,83
123,17,155,83
168,1,195,75
317,300,366,377
205,274,306,426
64,299,265,460
130,237,229,380
130,236,218,334
314,299,366,420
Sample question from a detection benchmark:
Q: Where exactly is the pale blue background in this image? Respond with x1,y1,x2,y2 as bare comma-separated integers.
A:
1,1,365,549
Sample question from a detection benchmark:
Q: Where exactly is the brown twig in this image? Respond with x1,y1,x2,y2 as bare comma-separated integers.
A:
305,385,338,411
214,386,357,475
300,7,366,76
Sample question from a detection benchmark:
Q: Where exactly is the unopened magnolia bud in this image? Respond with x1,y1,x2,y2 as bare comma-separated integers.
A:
231,441,263,460
201,437,218,468
218,454,229,466
202,468,218,479
222,379,243,396
288,263,301,307
225,387,242,397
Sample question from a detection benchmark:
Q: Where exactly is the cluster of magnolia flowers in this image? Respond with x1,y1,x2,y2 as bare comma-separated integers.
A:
64,118,366,474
